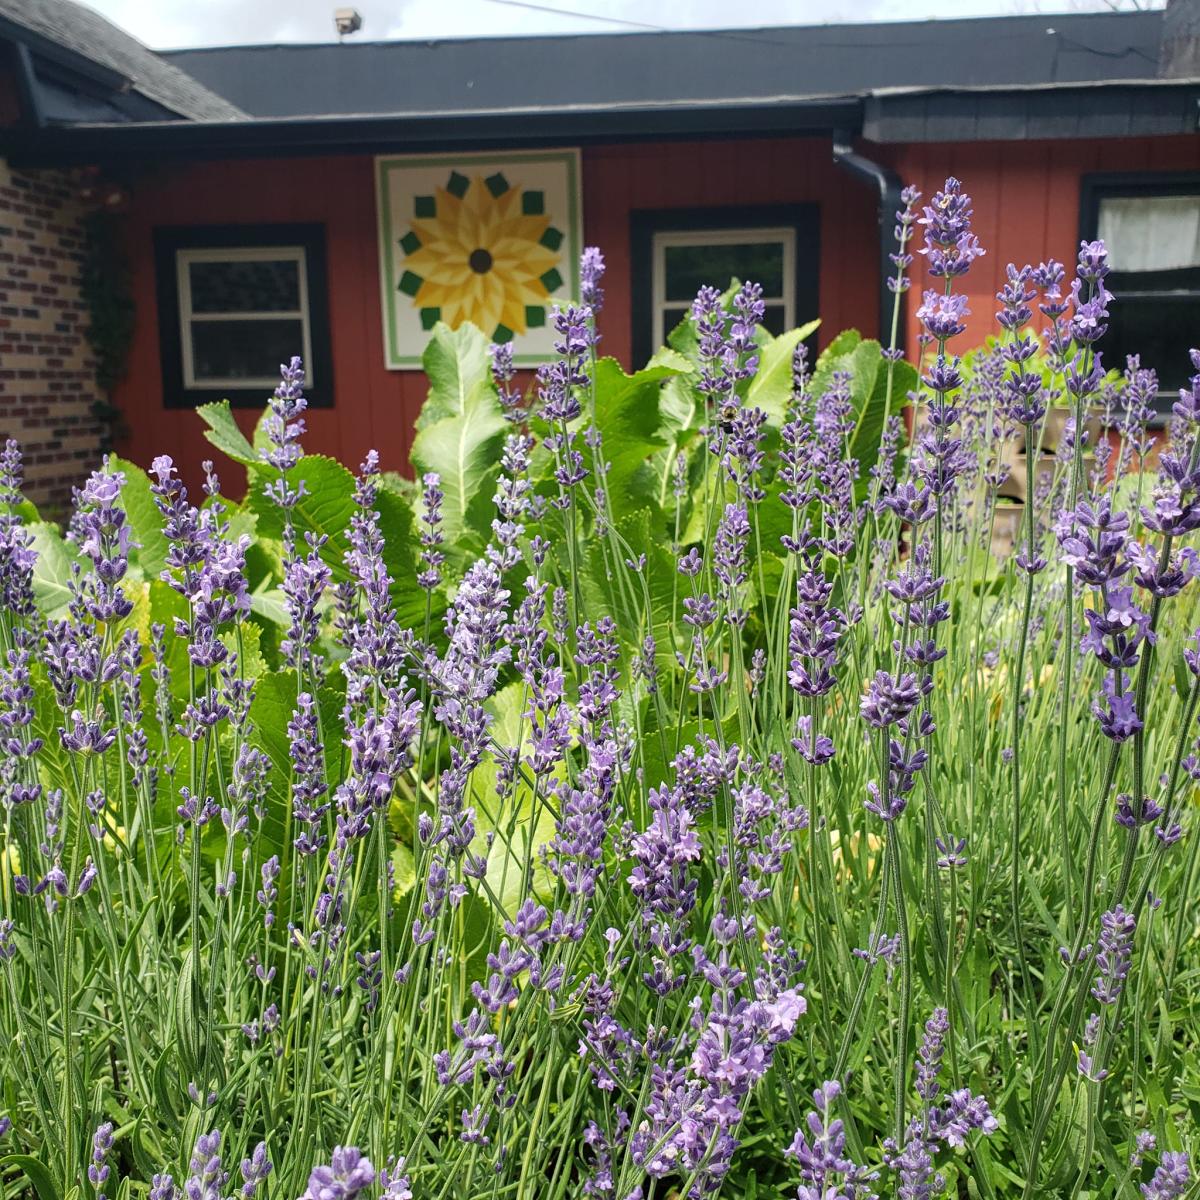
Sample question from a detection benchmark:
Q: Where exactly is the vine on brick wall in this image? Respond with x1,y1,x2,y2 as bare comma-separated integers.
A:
81,208,135,450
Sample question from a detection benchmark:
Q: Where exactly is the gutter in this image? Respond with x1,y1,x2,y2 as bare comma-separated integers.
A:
0,97,864,166
832,132,904,350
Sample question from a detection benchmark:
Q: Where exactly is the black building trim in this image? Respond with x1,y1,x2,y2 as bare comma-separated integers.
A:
153,223,333,410
629,203,820,370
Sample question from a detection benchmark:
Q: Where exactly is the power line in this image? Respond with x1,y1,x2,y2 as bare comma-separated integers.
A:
482,0,671,32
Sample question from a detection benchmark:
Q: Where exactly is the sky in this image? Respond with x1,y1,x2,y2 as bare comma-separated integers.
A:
78,0,1160,50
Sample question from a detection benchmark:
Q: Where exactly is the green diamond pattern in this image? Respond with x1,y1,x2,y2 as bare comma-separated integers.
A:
493,323,514,343
539,267,563,293
446,171,469,198
521,190,544,215
398,270,422,297
399,231,421,255
539,227,563,252
525,305,546,328
414,195,435,218
420,306,441,330
485,172,509,197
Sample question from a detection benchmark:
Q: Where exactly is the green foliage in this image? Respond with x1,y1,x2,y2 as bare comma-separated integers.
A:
410,322,509,556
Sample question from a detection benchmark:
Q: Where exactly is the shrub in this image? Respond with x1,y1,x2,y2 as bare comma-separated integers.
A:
0,178,1196,1200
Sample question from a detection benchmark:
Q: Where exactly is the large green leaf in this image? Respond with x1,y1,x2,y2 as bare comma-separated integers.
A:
196,398,260,468
808,331,915,498
247,669,299,857
249,455,358,581
28,520,79,619
744,320,821,423
416,321,496,430
410,328,508,553
375,480,442,630
589,357,688,520
108,455,170,579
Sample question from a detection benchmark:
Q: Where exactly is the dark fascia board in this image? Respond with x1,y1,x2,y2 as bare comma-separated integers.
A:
862,81,1200,143
0,96,864,167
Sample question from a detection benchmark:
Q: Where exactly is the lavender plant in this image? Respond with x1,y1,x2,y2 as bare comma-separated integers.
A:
0,179,1198,1200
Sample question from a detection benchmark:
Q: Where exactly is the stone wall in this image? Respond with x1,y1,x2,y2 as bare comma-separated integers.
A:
0,160,105,514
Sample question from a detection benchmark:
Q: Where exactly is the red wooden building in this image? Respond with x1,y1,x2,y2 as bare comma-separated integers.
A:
1,0,1199,504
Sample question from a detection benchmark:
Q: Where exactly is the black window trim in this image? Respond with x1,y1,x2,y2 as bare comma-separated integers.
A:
629,204,820,371
153,223,333,410
1079,171,1200,415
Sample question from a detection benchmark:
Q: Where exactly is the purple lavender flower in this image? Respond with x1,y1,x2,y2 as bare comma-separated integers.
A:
261,356,307,472
490,340,524,421
1091,905,1136,1004
785,1081,878,1200
0,440,36,621
918,177,985,278
860,671,921,729
417,472,445,590
239,1145,272,1200
580,246,606,312
150,1175,176,1200
300,1147,376,1200
888,186,921,296
185,1131,227,1200
1142,1152,1190,1200
89,1121,113,1200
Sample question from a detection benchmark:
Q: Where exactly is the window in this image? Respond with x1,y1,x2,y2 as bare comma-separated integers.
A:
630,206,819,368
1080,174,1200,402
154,225,332,408
652,229,796,351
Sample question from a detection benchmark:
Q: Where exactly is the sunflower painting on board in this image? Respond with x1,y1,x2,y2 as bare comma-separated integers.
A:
377,149,582,369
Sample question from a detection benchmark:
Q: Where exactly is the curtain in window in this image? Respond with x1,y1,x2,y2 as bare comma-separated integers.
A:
1098,195,1200,272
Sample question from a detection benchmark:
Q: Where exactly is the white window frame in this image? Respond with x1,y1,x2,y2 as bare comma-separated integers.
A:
176,246,314,390
650,227,796,351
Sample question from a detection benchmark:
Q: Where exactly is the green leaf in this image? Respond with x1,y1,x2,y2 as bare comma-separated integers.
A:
410,334,508,552
109,455,170,578
0,1154,62,1200
416,321,496,430
590,357,686,518
815,328,862,366
247,670,300,856
28,520,80,619
810,333,916,498
744,320,821,423
196,399,260,467
374,482,440,631
249,587,291,627
249,455,358,581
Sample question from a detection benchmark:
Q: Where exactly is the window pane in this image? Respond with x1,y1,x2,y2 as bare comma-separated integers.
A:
190,319,305,382
663,241,785,301
188,257,301,314
663,306,691,338
763,304,787,337
1099,295,1199,394
1098,195,1200,272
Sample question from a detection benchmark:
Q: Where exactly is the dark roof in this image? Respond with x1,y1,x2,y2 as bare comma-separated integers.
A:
160,10,1165,120
0,0,244,121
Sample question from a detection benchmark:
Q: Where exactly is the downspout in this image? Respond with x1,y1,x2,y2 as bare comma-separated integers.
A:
832,131,905,351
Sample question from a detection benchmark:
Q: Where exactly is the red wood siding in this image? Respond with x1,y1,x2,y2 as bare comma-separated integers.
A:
888,136,1200,360
109,132,1200,492
111,136,877,490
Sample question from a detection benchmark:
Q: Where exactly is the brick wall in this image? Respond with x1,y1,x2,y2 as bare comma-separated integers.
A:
0,159,105,514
